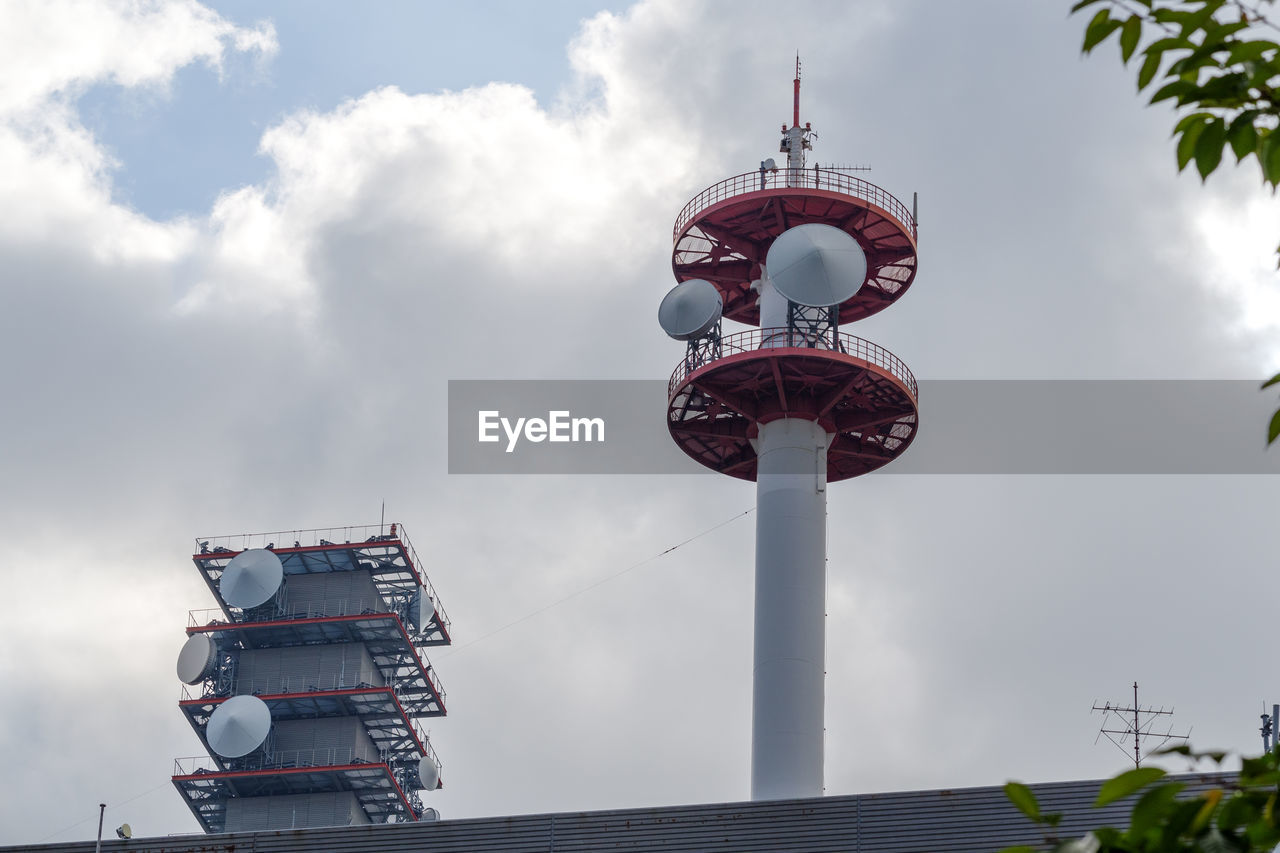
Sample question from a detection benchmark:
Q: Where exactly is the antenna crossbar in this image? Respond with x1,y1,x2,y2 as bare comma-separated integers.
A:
1091,682,1189,768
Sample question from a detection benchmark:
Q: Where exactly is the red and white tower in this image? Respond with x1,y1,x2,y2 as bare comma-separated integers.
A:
660,59,919,801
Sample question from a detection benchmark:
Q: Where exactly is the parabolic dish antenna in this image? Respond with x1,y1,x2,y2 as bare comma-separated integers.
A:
176,633,218,685
414,586,435,634
765,223,868,308
206,695,272,758
219,548,283,609
659,279,722,341
418,754,440,791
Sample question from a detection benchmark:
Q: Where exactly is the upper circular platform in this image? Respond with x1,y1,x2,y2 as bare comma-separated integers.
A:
667,328,918,482
672,169,918,325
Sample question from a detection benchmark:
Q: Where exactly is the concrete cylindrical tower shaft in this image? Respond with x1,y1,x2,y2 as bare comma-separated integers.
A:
751,416,830,800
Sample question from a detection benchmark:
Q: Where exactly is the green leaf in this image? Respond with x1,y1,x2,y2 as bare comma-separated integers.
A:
1228,113,1259,161
1261,371,1280,390
1005,781,1042,821
1262,131,1280,185
1070,0,1108,11
1211,20,1252,40
1137,51,1162,89
1176,115,1212,171
1153,7,1193,26
1168,42,1232,78
1160,797,1207,840
1095,766,1167,807
1174,111,1215,134
1084,9,1122,53
1269,407,1280,445
1092,826,1124,847
1227,40,1280,64
1195,117,1227,179
1193,72,1252,105
1120,16,1142,63
1150,78,1194,104
1185,0,1228,37
1143,36,1194,56
1129,782,1187,838
1218,791,1261,828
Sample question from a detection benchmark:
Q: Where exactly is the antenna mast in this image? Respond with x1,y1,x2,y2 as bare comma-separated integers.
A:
793,53,801,128
1092,682,1190,768
781,54,814,185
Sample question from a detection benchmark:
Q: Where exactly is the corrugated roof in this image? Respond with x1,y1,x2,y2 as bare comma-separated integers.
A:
12,772,1233,853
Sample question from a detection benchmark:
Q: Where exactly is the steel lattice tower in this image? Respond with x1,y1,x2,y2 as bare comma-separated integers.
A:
171,523,450,831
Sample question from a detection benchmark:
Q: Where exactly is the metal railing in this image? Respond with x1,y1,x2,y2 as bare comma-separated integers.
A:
669,328,917,401
231,670,387,697
195,523,396,553
193,522,451,639
394,523,451,638
673,168,917,241
187,595,391,627
174,747,387,777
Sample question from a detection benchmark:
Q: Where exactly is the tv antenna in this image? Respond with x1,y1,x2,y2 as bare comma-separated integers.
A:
1092,681,1190,768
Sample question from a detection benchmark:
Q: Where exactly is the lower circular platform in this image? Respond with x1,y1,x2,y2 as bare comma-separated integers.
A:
667,329,918,482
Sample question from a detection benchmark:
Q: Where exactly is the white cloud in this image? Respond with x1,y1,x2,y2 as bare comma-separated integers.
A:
0,0,277,115
0,0,274,271
1195,180,1280,372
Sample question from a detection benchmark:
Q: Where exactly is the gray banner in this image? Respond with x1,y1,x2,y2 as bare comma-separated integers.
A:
447,380,1280,474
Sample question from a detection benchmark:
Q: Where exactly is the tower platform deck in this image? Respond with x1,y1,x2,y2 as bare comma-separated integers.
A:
194,525,450,645
186,612,446,716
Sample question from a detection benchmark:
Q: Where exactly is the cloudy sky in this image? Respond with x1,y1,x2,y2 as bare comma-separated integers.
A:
3,0,1280,845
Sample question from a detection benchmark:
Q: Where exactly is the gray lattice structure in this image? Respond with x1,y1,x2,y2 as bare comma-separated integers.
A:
171,523,450,832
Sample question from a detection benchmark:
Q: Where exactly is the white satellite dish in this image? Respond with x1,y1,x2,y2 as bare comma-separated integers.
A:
659,279,722,341
206,695,272,758
765,223,868,308
418,754,440,791
176,633,218,685
219,548,283,609
761,158,778,171
414,586,435,633
115,824,132,840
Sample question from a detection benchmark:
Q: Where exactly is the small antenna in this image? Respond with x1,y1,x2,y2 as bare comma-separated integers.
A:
95,803,105,853
1092,681,1190,768
1261,702,1279,752
793,52,802,128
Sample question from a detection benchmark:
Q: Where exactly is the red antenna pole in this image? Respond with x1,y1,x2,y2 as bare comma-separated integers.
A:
793,53,801,128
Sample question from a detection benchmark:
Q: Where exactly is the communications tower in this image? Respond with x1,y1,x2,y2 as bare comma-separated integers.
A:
171,522,450,831
660,59,919,800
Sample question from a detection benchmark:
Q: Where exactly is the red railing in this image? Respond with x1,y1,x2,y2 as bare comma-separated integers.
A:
669,328,917,401
673,168,917,242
